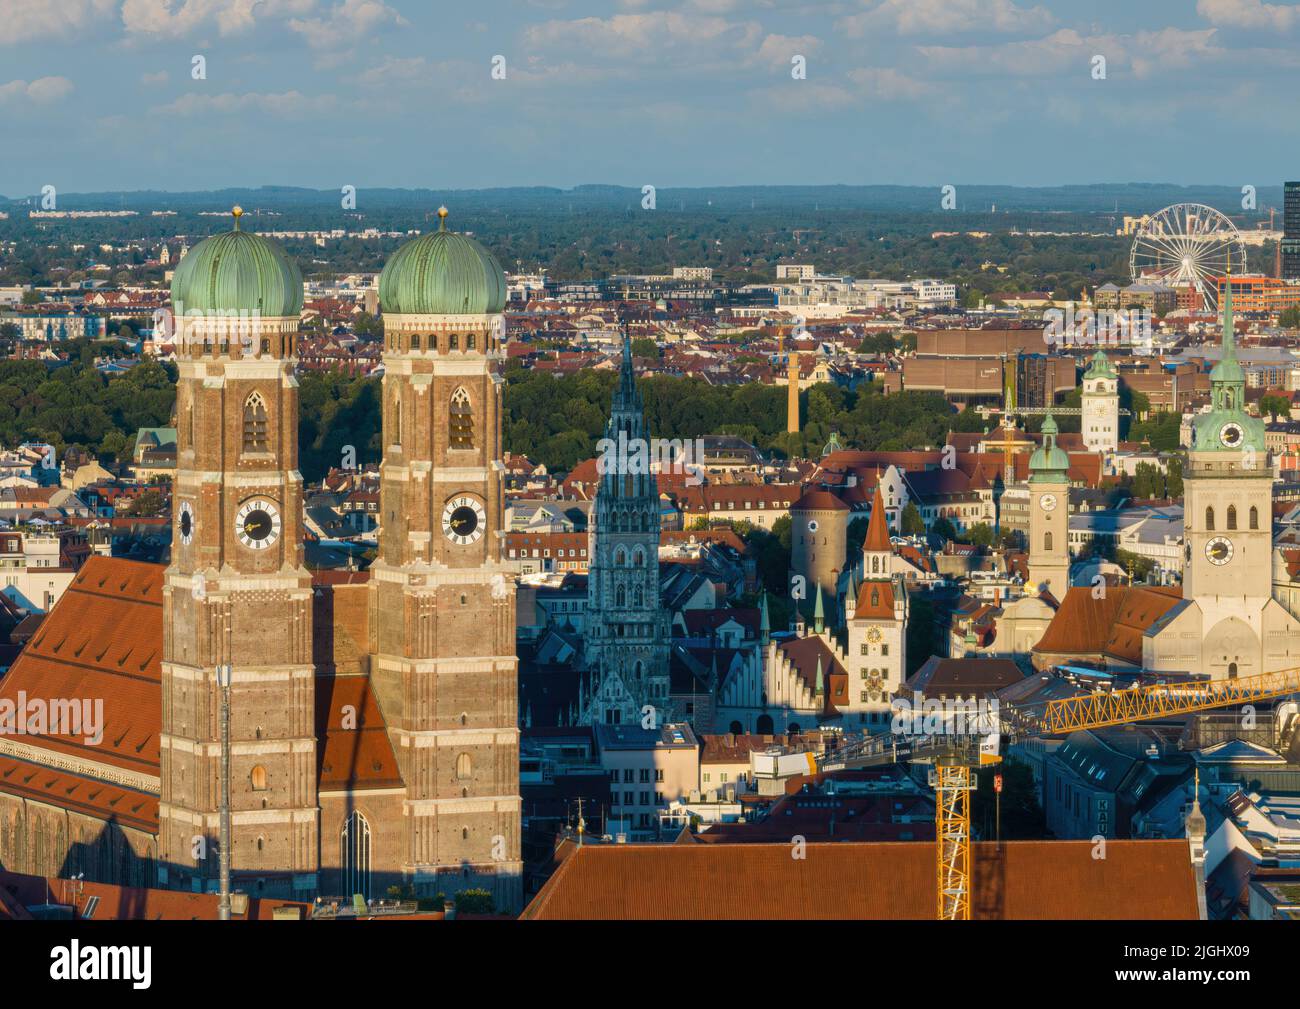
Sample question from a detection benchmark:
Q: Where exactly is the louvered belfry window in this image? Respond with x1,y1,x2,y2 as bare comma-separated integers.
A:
243,391,269,452
449,387,474,450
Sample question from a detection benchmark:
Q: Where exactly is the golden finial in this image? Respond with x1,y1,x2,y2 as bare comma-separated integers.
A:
437,206,448,231
232,205,243,230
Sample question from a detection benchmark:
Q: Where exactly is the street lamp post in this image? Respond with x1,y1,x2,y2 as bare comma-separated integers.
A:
216,661,232,921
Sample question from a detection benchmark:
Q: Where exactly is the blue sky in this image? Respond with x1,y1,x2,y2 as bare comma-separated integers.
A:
3,0,1300,195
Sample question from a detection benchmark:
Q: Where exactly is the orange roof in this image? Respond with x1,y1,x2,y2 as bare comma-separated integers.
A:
0,868,311,921
316,675,402,792
863,484,891,553
0,556,162,776
521,840,1199,919
853,580,896,620
0,754,158,832
1033,585,1183,664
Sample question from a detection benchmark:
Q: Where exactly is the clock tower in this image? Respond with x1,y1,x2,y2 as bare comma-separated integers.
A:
844,485,907,727
369,208,521,911
1027,412,1070,598
1183,275,1273,609
159,208,319,897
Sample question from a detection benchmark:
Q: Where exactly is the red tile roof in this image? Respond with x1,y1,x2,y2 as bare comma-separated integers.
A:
521,839,1199,919
863,484,891,552
315,675,402,792
0,556,162,776
1033,585,1183,664
853,580,896,620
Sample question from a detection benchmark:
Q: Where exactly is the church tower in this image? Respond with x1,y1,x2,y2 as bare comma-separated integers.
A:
844,485,907,727
1027,413,1070,598
159,208,319,897
1081,349,1119,453
581,334,672,725
369,208,521,910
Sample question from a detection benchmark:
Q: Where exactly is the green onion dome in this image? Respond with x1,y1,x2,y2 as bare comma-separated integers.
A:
170,206,303,317
379,207,506,315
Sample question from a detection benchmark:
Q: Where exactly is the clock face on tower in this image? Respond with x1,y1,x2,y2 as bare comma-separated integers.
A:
1039,493,1058,513
866,626,883,643
1205,536,1234,566
1220,422,1244,449
178,501,195,545
235,497,281,550
442,495,487,545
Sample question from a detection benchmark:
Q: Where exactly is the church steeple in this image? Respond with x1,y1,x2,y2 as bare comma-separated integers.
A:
862,484,893,580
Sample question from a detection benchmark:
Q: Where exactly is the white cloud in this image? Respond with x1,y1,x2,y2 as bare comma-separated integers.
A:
523,11,762,63
838,0,1055,38
140,70,171,85
847,66,934,99
2,0,114,45
151,89,336,116
120,0,315,39
917,27,1225,80
0,77,75,105
1198,0,1300,31
288,0,406,50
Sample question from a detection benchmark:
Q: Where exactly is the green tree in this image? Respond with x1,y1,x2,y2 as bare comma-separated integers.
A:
127,488,165,516
1279,306,1300,329
453,888,495,914
900,501,925,535
931,516,958,542
1259,394,1291,422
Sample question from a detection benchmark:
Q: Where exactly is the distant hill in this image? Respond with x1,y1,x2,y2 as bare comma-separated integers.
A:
0,182,1284,216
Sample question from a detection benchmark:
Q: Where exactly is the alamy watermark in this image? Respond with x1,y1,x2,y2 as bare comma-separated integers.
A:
596,432,706,487
0,692,104,745
891,695,1000,737
1044,305,1153,350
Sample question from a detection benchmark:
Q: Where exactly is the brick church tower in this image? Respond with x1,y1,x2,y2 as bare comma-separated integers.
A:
368,208,522,910
158,207,319,897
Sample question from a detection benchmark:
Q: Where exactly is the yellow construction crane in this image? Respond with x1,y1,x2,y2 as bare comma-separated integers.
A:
816,666,1300,920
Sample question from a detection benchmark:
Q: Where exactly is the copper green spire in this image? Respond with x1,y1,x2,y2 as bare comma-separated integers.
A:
1029,410,1069,482
1210,261,1245,407
812,583,825,634
814,655,824,696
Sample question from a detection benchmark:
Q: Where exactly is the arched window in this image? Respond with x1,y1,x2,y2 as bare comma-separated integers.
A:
871,588,880,608
871,556,880,574
632,547,644,567
615,547,626,566
729,720,743,735
634,585,643,607
456,752,472,780
1206,506,1215,531
1228,662,1238,679
462,827,469,840
411,334,420,350
242,392,268,453
341,811,371,899
467,333,476,350
250,765,267,791
1227,505,1237,531
1044,531,1053,552
616,585,626,607
449,387,473,450
449,334,460,351
1250,506,1259,530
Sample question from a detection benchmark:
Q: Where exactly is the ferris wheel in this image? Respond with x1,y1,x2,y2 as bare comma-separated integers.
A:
1128,203,1245,310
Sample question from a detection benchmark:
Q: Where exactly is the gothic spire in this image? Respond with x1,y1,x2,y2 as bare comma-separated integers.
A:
759,591,770,645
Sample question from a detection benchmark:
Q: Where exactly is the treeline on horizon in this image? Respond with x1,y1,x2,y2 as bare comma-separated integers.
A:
0,341,1182,481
